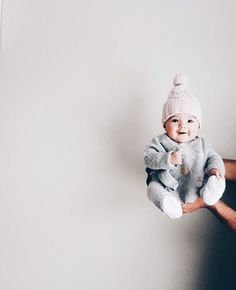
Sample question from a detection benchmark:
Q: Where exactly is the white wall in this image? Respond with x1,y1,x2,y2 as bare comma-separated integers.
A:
0,1,235,289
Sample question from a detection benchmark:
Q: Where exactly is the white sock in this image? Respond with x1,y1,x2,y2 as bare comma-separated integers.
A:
161,195,183,219
201,176,226,205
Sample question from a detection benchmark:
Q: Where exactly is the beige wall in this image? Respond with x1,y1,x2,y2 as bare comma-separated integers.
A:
0,0,235,289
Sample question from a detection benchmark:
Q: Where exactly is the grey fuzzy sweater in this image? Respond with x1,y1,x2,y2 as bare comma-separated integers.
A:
144,133,225,203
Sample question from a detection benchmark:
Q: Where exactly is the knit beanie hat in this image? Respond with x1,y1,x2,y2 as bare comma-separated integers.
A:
162,74,202,127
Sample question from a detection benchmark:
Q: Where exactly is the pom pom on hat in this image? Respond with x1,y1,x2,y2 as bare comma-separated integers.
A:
173,73,188,87
162,73,202,127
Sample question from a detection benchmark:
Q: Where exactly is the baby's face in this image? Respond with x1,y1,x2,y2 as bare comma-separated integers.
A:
164,113,199,143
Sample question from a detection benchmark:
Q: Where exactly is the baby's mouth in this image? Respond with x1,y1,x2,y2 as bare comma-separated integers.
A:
178,132,187,135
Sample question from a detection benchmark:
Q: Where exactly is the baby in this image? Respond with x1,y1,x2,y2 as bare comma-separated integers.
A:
144,74,225,219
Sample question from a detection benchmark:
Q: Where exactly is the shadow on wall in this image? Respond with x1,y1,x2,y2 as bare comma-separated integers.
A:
195,181,236,290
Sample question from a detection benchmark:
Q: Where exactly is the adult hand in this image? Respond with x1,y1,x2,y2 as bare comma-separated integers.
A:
182,198,207,214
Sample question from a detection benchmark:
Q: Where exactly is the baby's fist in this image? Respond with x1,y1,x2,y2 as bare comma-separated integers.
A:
170,150,182,165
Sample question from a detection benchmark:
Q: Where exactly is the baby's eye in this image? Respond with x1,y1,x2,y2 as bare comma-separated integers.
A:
171,118,179,123
188,119,194,123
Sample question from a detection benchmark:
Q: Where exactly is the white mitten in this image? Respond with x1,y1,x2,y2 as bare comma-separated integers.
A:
161,195,183,219
201,175,226,205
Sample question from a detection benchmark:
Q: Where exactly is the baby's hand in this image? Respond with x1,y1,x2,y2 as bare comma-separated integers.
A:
170,150,182,165
209,168,224,179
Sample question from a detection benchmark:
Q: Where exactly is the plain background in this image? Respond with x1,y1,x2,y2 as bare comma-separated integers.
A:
0,0,235,289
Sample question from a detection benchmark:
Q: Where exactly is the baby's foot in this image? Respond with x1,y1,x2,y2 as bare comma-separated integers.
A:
201,176,226,205
161,195,183,219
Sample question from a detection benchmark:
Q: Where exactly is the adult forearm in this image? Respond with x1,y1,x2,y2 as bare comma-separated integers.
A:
183,198,236,231
208,201,236,231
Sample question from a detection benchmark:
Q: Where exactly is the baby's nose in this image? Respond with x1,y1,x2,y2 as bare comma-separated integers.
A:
179,122,187,128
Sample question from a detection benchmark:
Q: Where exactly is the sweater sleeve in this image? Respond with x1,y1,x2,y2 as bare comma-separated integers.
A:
144,136,175,170
205,141,225,175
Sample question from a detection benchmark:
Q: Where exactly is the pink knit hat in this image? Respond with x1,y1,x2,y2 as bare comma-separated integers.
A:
162,74,202,127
